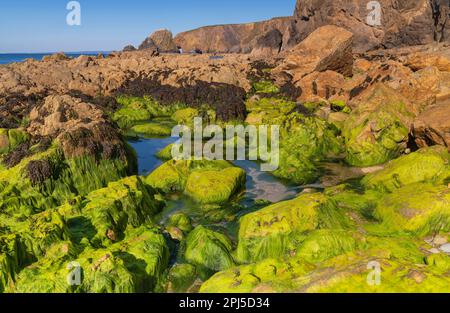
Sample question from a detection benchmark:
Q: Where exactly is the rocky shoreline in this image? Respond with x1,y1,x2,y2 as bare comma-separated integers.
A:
0,0,450,293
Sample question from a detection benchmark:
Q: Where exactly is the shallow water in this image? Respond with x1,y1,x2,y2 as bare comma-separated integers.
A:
128,136,178,175
129,137,300,204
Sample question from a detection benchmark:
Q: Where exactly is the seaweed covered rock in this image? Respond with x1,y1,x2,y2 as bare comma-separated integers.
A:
245,97,296,125
0,144,132,214
0,234,31,292
236,193,352,263
113,96,184,129
185,167,245,204
129,120,174,138
10,227,169,293
145,160,245,204
362,146,450,192
202,237,450,293
371,183,450,236
166,263,197,293
74,176,163,246
0,129,29,155
273,113,342,184
343,84,415,167
184,226,235,274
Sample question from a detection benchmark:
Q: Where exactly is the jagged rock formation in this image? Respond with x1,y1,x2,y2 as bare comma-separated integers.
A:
293,0,450,52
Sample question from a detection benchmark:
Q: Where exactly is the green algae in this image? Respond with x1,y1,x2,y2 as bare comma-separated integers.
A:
166,213,193,233
79,176,163,246
185,167,246,204
156,143,175,160
129,120,174,138
166,263,197,293
145,160,245,205
273,113,343,184
236,193,353,263
9,227,169,293
0,144,133,215
342,86,414,167
0,128,29,154
252,81,280,94
184,226,235,275
114,96,185,129
362,146,450,192
245,98,296,125
201,236,450,293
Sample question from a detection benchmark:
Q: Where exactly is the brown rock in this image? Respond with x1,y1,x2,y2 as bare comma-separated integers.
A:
174,17,298,53
250,29,283,58
145,29,179,53
122,45,137,52
275,25,354,84
297,70,346,103
413,103,450,150
27,95,127,160
293,0,440,53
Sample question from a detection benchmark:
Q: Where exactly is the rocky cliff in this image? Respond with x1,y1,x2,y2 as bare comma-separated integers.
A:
172,0,450,54
173,17,299,53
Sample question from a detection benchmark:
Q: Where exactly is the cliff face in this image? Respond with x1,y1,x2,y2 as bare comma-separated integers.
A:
173,17,299,53
294,0,450,52
173,0,450,54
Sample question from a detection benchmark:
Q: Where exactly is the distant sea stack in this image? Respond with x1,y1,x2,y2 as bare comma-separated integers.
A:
138,29,179,53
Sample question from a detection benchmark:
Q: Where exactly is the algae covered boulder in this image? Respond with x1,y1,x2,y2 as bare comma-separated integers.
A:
185,167,245,204
371,183,450,236
79,176,163,246
201,237,450,293
236,193,352,263
362,146,450,192
343,84,415,167
273,113,342,184
184,226,235,274
145,160,245,204
10,227,169,293
166,263,197,293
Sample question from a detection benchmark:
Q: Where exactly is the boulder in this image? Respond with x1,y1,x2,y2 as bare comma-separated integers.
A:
275,25,354,84
236,193,352,263
343,84,415,167
361,146,450,192
145,160,245,205
184,226,235,273
413,104,450,150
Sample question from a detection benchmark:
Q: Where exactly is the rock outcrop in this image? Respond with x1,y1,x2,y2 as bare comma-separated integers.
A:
293,0,450,53
274,25,354,83
413,104,450,150
140,29,179,53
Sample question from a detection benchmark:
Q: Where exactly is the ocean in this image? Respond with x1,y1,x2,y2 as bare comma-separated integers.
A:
0,52,110,65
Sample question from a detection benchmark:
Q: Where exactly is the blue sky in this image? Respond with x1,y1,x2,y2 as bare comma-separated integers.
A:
0,0,296,53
